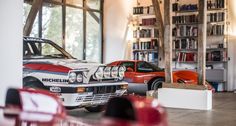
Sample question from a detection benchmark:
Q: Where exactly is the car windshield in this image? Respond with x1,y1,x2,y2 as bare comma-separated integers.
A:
137,61,163,72
23,40,73,59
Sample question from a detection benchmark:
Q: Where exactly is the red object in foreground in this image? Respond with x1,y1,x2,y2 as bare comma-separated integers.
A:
0,88,168,126
108,60,214,92
102,95,168,126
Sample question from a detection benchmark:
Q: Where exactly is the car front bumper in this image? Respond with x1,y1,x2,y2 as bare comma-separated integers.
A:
45,82,128,107
58,89,126,107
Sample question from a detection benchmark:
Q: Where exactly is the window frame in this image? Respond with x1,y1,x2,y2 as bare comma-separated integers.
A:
24,0,104,63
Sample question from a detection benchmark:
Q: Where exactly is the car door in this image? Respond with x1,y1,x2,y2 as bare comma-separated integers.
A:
120,61,136,83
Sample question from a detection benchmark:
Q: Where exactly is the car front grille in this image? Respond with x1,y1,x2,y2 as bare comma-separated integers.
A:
86,85,121,94
75,92,123,103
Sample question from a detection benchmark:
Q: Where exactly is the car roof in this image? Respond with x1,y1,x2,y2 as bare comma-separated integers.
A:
116,60,142,63
23,36,52,43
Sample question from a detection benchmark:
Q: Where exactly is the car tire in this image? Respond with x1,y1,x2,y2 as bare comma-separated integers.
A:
150,78,164,90
85,105,105,113
23,80,44,90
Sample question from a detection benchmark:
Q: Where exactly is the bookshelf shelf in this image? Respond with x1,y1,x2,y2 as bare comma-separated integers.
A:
173,36,198,39
132,3,159,64
207,21,225,24
134,37,159,40
133,49,158,52
207,8,226,11
173,22,199,25
133,14,155,17
173,10,198,13
172,0,228,88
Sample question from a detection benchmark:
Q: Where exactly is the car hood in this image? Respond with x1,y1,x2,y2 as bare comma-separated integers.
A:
23,58,103,72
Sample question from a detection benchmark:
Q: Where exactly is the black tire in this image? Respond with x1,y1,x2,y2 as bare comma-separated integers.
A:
149,78,164,90
85,105,105,112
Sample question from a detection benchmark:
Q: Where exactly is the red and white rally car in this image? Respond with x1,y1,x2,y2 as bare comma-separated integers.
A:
23,37,128,112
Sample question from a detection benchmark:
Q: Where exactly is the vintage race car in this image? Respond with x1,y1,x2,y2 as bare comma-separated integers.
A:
23,37,128,112
108,60,213,93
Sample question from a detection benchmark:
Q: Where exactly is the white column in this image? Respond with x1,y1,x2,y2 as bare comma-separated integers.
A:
0,0,23,106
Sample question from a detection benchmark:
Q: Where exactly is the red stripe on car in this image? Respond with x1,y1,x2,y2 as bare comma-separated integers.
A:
24,63,71,73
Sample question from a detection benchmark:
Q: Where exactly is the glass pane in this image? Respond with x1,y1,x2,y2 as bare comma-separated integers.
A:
86,11,101,62
42,4,63,47
65,7,83,60
30,14,39,38
23,3,31,26
86,0,100,10
66,0,83,7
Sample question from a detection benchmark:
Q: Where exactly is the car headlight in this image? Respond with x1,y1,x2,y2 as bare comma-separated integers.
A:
104,67,111,78
111,66,118,78
94,67,104,80
118,66,126,78
68,72,76,83
76,73,83,83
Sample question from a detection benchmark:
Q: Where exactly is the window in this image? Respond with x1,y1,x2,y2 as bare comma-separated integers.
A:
86,0,100,10
137,61,156,72
23,0,103,62
86,11,101,62
42,4,63,47
23,3,31,26
65,7,83,60
120,62,135,71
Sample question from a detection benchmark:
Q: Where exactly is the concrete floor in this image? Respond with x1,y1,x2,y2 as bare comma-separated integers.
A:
68,93,236,126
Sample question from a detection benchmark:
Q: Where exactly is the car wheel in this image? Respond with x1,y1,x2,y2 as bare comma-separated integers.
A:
151,78,164,90
23,80,44,90
85,105,105,112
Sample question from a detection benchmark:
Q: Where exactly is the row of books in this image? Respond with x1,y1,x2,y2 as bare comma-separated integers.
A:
175,51,227,62
133,28,159,38
172,3,198,12
206,51,227,61
141,18,156,26
172,0,225,12
207,43,225,49
175,52,197,62
133,39,159,50
173,38,198,49
207,0,225,9
133,6,154,15
133,52,158,63
173,15,198,24
207,24,224,36
207,12,225,22
172,26,198,37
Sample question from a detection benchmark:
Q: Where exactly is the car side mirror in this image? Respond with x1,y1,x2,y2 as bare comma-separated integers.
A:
127,67,134,72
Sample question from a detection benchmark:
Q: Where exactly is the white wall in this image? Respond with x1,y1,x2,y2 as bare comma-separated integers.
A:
227,0,236,91
103,0,134,63
0,0,23,106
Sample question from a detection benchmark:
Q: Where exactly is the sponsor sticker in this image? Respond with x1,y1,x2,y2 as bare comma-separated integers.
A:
50,87,61,93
